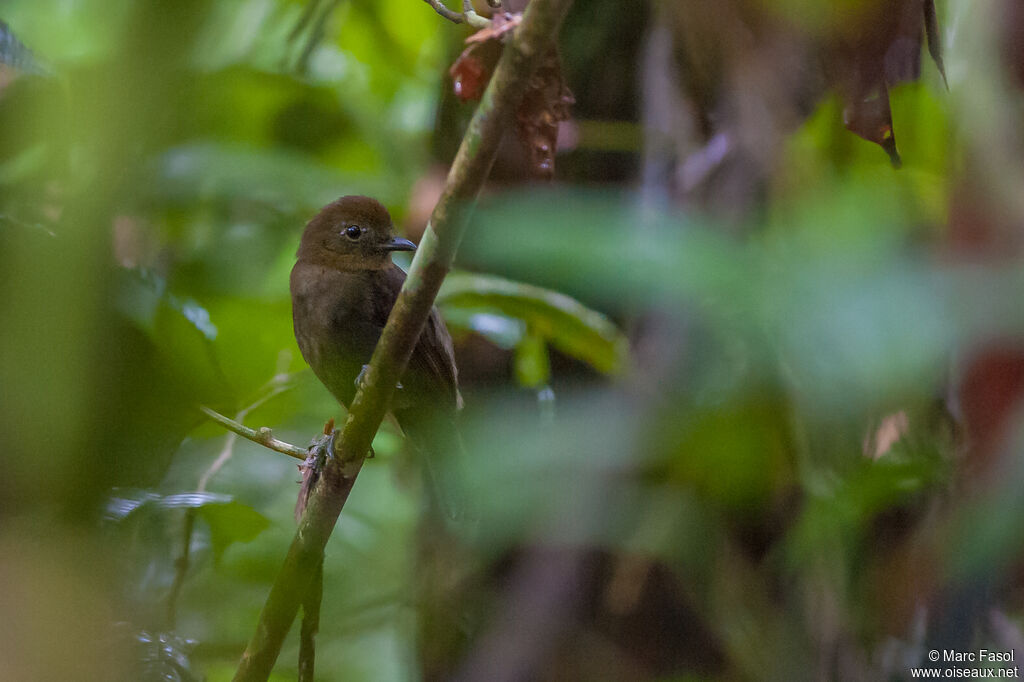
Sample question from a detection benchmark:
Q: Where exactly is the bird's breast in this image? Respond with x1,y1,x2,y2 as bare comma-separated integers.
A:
290,264,387,407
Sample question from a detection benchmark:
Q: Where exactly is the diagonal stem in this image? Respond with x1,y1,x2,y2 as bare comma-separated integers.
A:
231,1,575,679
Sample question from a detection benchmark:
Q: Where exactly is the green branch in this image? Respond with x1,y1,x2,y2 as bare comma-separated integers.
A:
231,1,575,679
199,405,307,461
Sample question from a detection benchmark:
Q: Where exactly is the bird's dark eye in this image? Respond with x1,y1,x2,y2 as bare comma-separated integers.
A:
344,225,363,241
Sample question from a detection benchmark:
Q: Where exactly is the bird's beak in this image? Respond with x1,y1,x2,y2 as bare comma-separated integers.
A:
382,236,417,252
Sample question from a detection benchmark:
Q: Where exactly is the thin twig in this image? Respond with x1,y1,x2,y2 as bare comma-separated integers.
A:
168,382,305,627
293,0,343,73
167,502,199,628
422,0,464,24
288,0,323,44
232,0,575,679
199,405,308,461
168,414,246,628
462,0,492,28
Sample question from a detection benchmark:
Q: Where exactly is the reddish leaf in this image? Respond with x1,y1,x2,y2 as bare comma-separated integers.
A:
449,39,502,102
961,345,1024,466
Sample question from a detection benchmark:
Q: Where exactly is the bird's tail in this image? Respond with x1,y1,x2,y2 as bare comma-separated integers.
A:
396,410,475,521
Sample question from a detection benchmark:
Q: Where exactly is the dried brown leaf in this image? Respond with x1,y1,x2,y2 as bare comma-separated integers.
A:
843,85,901,168
514,48,574,178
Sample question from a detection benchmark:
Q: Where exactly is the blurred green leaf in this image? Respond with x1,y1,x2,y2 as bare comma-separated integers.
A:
204,296,302,400
116,267,231,405
105,489,233,521
199,498,273,561
106,488,271,562
513,330,550,388
442,308,525,349
152,141,360,212
438,272,629,375
113,624,203,682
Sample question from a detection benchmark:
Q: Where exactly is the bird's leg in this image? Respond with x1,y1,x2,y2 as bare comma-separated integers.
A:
305,428,337,471
295,424,339,520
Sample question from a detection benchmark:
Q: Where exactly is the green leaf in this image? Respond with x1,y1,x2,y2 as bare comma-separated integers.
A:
116,267,229,403
514,331,550,388
203,296,303,400
106,489,238,520
198,499,272,561
105,489,270,560
441,307,525,350
151,141,367,212
438,272,629,375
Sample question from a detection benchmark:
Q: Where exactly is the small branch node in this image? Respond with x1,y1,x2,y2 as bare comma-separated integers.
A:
199,405,308,461
422,0,464,24
462,0,492,28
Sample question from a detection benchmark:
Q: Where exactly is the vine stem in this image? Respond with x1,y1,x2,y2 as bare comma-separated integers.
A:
231,1,575,679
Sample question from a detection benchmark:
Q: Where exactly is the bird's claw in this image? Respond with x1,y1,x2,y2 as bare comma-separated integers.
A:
354,364,370,389
304,429,338,472
296,428,338,520
355,363,403,393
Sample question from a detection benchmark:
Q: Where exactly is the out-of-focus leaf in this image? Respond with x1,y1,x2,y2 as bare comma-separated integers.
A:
462,191,744,311
105,489,270,560
442,307,525,349
449,40,501,102
659,396,794,511
514,331,550,388
152,142,366,212
438,272,629,375
204,296,303,401
458,392,643,549
199,499,273,560
154,288,229,401
105,488,235,521
116,268,225,393
0,20,51,76
112,624,203,682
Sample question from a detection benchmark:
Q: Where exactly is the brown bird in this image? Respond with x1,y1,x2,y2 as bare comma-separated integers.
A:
290,195,467,518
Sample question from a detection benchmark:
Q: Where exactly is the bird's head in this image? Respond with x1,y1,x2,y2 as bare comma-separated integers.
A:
296,195,416,270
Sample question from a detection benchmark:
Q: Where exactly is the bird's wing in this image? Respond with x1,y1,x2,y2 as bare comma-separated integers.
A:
382,265,462,410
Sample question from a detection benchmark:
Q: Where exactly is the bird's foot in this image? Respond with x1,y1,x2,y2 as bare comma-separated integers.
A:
303,429,337,474
295,421,338,520
355,363,404,393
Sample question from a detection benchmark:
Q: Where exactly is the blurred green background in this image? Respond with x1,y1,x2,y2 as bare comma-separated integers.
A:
2,1,1024,680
